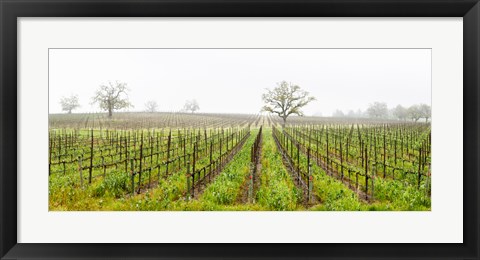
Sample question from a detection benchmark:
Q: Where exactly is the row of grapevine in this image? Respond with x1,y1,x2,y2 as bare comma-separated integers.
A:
246,126,263,202
49,126,251,196
186,128,251,199
272,126,315,203
277,123,431,201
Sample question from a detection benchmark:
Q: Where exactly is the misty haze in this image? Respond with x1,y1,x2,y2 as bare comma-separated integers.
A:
49,48,431,212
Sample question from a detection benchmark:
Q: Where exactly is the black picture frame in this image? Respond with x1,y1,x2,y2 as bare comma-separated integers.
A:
1,0,479,259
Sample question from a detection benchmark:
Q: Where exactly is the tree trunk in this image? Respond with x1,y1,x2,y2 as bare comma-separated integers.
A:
108,108,113,118
282,117,286,128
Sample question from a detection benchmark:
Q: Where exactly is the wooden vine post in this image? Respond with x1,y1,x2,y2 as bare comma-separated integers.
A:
192,141,197,198
186,162,191,200
326,130,329,175
137,131,144,194
418,147,422,189
165,130,171,176
340,141,343,181
307,147,312,203
78,156,83,188
49,132,52,176
248,166,253,203
296,143,300,184
365,146,368,200
383,126,387,178
101,156,105,177
394,139,397,180
130,158,135,196
89,128,94,184
209,142,213,181
62,160,66,176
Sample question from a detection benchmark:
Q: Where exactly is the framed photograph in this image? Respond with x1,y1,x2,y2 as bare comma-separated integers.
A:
1,0,478,259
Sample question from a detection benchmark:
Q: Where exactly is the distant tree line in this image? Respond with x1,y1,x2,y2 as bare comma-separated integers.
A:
332,102,431,122
59,81,200,117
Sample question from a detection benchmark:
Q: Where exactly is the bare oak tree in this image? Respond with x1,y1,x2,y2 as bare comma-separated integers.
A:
393,104,408,121
145,100,158,113
419,103,431,122
183,99,200,113
91,81,132,118
262,81,316,126
367,102,388,118
407,104,422,122
59,94,80,114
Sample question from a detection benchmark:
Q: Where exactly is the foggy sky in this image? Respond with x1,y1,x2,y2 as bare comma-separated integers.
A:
49,48,431,116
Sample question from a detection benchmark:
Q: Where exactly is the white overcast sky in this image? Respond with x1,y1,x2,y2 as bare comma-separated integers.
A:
49,49,431,116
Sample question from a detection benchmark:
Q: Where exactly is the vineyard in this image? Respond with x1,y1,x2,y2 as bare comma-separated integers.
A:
49,112,431,211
